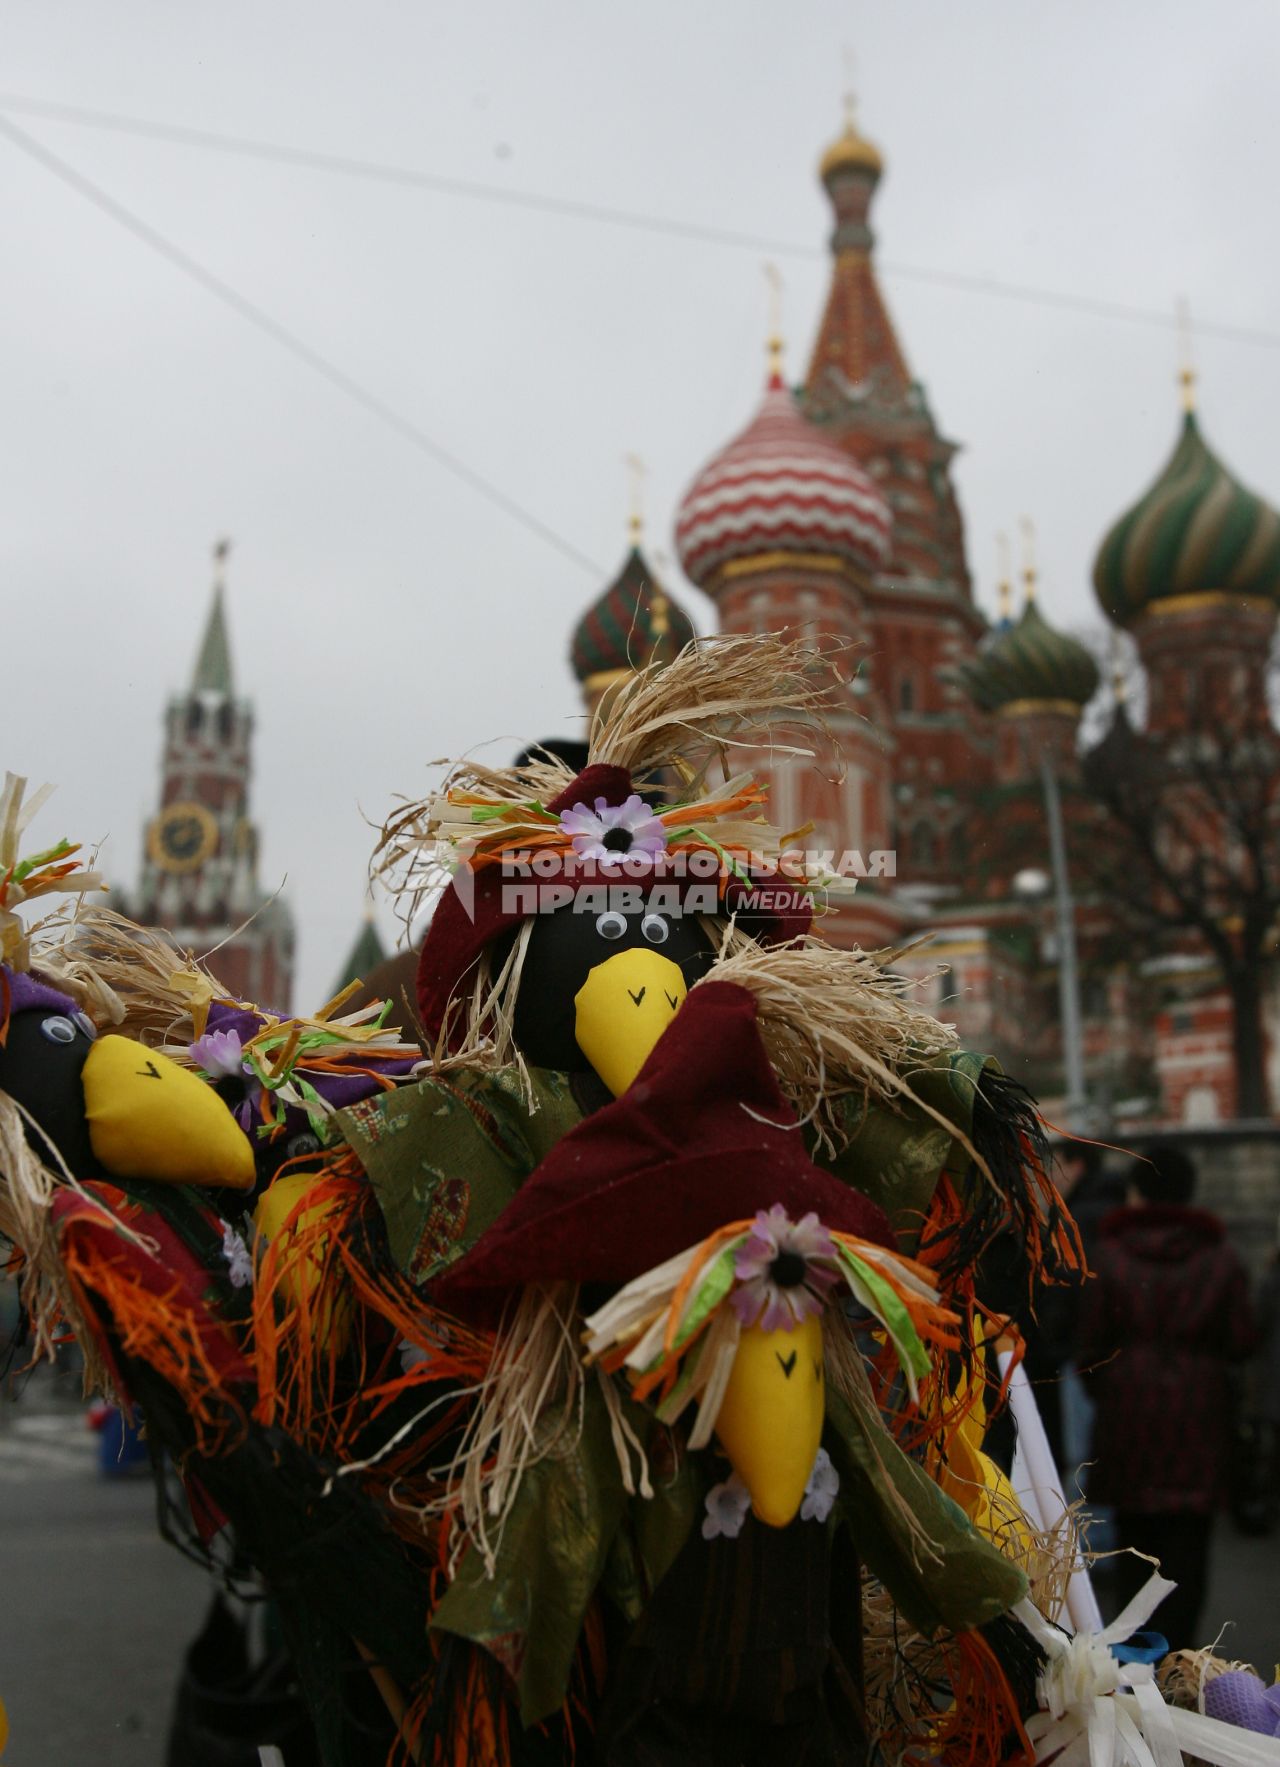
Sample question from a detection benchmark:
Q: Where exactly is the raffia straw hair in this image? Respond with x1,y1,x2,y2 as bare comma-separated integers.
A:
428,918,534,1079
373,632,852,933
35,904,224,1045
423,1281,586,1578
587,630,849,783
822,1320,943,1576
699,930,961,1154
0,1094,112,1388
1158,1648,1258,1711
374,757,579,940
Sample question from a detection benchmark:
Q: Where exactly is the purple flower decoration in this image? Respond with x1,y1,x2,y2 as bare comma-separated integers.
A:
559,794,667,868
399,1340,431,1375
190,1027,247,1079
220,1223,253,1290
730,1205,840,1333
190,1026,262,1132
800,1447,840,1523
702,1471,751,1541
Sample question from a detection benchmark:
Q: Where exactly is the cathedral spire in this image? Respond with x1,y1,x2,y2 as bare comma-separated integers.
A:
192,538,234,695
805,98,911,408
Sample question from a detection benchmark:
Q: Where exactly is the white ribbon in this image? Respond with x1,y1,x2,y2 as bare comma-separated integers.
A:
1014,1572,1280,1767
997,1346,1103,1634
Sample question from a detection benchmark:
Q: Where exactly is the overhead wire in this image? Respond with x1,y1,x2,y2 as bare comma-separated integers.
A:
1,90,1279,352
0,110,605,578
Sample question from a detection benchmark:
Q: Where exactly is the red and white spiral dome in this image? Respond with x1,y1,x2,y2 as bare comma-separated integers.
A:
675,374,891,589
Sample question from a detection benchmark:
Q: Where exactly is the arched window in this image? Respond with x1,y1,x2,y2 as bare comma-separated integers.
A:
1182,1084,1220,1126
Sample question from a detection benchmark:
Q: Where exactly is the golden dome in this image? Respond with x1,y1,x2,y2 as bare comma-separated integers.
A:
819,111,883,180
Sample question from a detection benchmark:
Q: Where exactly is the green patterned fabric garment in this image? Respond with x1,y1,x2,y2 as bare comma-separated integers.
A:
336,1064,583,1287
432,1364,1023,1723
815,1048,990,1247
335,1048,994,1286
432,1383,706,1725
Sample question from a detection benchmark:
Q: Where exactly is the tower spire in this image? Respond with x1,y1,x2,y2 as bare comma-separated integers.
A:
996,532,1013,624
192,537,234,695
1176,295,1197,414
764,262,785,385
623,453,646,545
1019,516,1038,607
841,46,859,134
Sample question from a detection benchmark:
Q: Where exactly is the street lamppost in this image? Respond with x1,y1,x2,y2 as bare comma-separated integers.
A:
1012,750,1088,1128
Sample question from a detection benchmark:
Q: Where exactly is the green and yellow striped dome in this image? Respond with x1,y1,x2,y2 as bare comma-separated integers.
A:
570,546,696,693
1093,410,1280,626
960,598,1100,715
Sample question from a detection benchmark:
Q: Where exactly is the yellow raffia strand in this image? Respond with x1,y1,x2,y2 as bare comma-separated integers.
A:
169,967,218,1041
0,773,104,977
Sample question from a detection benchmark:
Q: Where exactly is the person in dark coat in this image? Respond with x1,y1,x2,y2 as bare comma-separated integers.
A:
1076,1143,1257,1647
1257,1242,1280,1517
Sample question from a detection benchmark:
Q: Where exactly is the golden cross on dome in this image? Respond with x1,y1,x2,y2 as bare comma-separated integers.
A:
1176,295,1197,413
764,261,785,377
623,453,647,543
1019,516,1037,606
841,45,858,126
648,545,672,638
996,531,1012,622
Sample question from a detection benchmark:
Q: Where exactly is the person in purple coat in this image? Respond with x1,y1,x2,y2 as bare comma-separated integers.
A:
1077,1143,1257,1647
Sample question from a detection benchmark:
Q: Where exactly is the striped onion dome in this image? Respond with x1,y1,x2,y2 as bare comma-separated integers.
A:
1093,410,1280,626
570,545,696,689
960,598,1100,714
674,376,891,590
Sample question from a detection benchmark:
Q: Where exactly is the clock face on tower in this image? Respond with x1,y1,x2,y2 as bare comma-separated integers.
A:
148,802,219,874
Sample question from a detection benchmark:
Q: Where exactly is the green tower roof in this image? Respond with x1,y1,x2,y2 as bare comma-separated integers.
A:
960,597,1100,713
331,916,387,997
1093,409,1280,626
570,546,696,687
192,583,234,695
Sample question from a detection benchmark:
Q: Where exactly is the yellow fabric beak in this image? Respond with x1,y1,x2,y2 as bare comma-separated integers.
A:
81,1035,256,1190
572,948,687,1098
714,1313,825,1528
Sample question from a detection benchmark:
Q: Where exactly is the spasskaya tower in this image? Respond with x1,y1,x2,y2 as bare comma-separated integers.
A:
135,541,294,1009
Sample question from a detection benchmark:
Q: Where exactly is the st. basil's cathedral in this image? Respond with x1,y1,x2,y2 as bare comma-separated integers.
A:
570,104,1280,1128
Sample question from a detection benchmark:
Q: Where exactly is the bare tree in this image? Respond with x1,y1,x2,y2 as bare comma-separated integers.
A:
1081,687,1280,1118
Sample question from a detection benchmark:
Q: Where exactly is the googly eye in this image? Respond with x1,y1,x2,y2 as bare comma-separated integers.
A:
595,910,628,940
40,1015,77,1045
73,1012,97,1041
286,1132,320,1160
640,913,670,945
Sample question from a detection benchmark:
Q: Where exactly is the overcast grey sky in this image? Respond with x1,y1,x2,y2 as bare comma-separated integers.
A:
4,0,1279,1011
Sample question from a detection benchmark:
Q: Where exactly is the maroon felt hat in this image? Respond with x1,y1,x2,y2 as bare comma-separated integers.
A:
430,981,893,1326
415,763,812,1051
